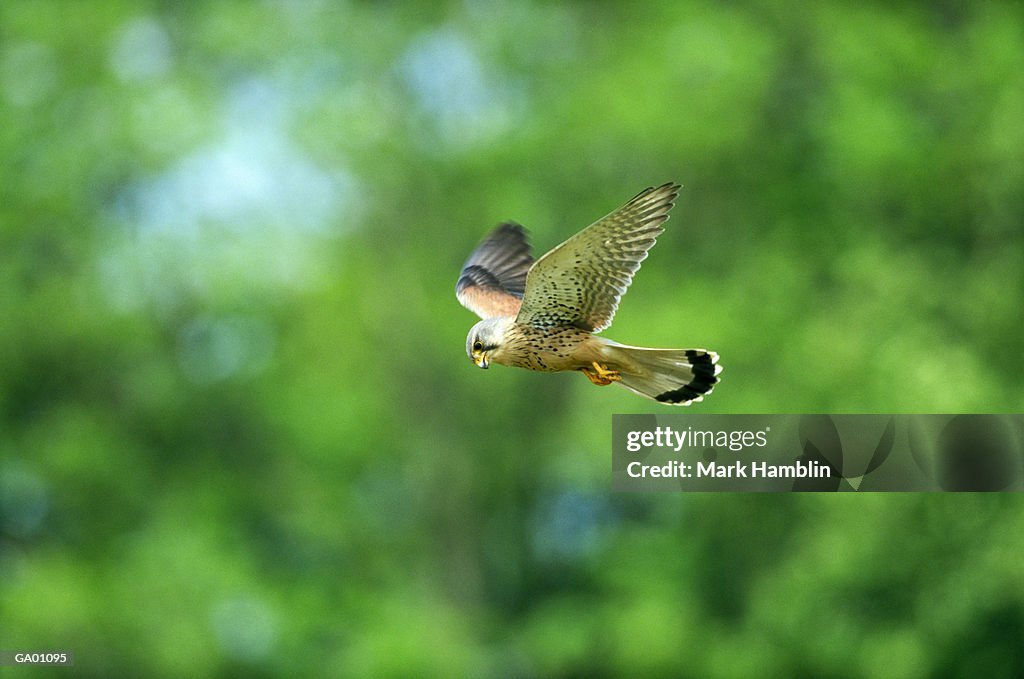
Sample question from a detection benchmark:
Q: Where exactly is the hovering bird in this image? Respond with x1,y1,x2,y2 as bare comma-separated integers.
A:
455,183,721,405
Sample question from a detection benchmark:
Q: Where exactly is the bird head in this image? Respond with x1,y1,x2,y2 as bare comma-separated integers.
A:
466,318,509,369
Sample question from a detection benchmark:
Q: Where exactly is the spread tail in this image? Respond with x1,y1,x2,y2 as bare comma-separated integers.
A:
606,345,722,405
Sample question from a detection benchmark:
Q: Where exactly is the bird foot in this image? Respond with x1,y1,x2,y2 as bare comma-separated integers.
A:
581,362,621,386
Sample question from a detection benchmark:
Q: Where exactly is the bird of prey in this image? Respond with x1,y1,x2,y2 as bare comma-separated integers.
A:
455,183,721,405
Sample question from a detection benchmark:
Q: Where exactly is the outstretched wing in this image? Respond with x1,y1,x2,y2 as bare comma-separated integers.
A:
516,183,680,332
456,222,535,319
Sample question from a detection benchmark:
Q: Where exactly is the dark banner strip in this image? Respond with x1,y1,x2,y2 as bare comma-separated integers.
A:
612,415,1024,492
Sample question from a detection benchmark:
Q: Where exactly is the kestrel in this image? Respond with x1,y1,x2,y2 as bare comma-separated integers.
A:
456,183,721,405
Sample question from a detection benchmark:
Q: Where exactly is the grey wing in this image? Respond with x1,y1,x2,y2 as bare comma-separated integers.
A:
516,183,680,332
456,222,535,319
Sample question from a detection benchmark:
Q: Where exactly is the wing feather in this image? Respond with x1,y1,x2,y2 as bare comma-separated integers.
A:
515,183,680,332
455,222,534,319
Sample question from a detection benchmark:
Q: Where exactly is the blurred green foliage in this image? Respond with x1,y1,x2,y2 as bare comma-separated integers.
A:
2,1,1023,677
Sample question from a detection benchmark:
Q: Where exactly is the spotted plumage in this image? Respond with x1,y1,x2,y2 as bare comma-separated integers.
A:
456,183,721,405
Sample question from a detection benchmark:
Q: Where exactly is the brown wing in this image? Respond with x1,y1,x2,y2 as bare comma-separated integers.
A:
516,183,680,332
455,222,535,319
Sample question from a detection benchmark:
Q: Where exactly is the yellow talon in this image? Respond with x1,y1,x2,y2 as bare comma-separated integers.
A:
581,361,621,386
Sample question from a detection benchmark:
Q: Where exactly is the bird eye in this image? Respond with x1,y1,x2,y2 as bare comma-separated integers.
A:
473,340,483,352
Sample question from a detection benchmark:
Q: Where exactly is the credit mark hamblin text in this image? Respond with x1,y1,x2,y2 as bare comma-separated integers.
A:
699,460,830,478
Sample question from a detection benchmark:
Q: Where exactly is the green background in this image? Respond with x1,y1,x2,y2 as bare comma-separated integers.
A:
2,1,1023,676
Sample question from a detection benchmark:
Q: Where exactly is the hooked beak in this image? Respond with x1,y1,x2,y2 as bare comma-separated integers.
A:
474,354,489,369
